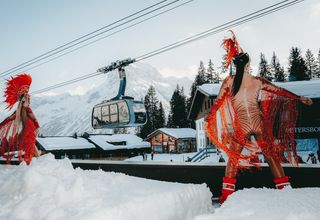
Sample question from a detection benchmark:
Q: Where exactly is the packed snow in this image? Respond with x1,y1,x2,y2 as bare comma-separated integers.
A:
0,154,212,220
196,188,320,220
148,128,196,139
1,154,320,220
37,137,96,150
88,134,150,150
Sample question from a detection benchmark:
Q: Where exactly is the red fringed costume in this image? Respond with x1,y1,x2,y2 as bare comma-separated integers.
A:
0,74,40,164
206,31,300,169
205,77,300,168
205,31,310,205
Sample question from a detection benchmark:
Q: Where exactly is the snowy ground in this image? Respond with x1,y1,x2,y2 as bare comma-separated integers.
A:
1,154,320,220
196,188,320,220
0,154,212,220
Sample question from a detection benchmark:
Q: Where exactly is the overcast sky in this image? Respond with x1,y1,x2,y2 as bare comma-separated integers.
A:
1,0,319,95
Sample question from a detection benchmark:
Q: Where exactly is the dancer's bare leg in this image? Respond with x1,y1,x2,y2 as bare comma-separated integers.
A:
264,153,285,178
33,145,40,157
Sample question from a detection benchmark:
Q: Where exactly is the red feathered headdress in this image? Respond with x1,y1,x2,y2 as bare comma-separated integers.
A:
4,73,32,109
221,30,243,68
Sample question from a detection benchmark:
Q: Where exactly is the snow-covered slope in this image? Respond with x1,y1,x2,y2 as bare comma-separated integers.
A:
31,63,192,136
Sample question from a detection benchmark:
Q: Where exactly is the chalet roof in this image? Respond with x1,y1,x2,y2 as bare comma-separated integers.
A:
88,134,150,151
37,137,95,151
146,128,196,140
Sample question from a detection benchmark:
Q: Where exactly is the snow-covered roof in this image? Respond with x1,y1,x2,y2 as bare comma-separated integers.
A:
37,137,95,151
274,79,320,98
198,83,221,97
149,128,196,139
88,134,150,151
198,79,320,98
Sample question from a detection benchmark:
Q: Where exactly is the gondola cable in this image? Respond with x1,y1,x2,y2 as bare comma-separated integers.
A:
30,0,304,96
0,0,187,78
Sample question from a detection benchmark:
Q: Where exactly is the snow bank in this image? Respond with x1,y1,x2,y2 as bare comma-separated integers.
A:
0,154,212,220
195,188,320,220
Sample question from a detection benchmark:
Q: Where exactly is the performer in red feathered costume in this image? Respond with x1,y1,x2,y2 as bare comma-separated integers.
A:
205,31,313,205
0,73,40,164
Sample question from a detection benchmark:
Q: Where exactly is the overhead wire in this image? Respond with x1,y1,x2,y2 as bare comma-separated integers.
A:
16,0,195,74
0,0,183,78
30,0,304,95
135,0,304,61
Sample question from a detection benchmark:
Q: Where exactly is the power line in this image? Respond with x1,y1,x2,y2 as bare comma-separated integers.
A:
13,0,195,74
30,71,102,95
136,0,304,61
0,0,183,78
31,0,304,95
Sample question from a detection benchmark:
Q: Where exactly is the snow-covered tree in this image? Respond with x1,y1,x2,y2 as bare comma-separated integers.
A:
140,86,159,138
305,49,317,79
258,53,273,81
207,59,220,83
270,52,286,82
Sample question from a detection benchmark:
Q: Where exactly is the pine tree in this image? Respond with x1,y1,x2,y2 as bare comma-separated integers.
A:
140,86,159,138
270,52,286,82
219,55,228,76
207,59,220,83
305,49,317,79
168,85,188,128
155,101,166,129
187,61,208,119
258,53,272,81
288,47,308,81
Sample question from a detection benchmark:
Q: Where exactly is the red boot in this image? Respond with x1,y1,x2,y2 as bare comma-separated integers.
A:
219,177,237,205
274,176,291,189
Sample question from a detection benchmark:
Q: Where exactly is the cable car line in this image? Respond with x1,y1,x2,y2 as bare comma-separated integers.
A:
0,0,169,77
30,0,304,96
135,0,303,61
0,0,188,78
11,0,195,75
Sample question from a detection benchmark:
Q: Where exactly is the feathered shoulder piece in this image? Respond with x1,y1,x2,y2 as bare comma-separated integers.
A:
221,30,243,68
4,73,32,109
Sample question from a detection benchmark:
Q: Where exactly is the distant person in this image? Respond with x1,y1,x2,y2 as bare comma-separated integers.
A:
306,152,317,164
205,31,313,205
219,155,226,163
151,152,154,160
317,149,320,163
0,74,40,164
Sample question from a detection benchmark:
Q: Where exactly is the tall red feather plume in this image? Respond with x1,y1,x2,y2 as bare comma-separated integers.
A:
4,73,32,109
221,30,243,68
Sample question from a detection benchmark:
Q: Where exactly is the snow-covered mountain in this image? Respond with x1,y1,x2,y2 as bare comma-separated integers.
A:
31,63,192,136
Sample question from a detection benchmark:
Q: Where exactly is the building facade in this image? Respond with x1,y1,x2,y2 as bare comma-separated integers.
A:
145,128,196,153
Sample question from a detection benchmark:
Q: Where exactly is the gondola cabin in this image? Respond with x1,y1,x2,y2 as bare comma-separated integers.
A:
92,98,147,129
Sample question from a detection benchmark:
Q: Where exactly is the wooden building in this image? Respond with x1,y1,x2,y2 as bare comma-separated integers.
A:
188,83,220,150
145,128,196,153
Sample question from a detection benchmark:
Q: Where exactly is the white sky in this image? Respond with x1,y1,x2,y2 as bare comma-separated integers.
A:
1,0,320,95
